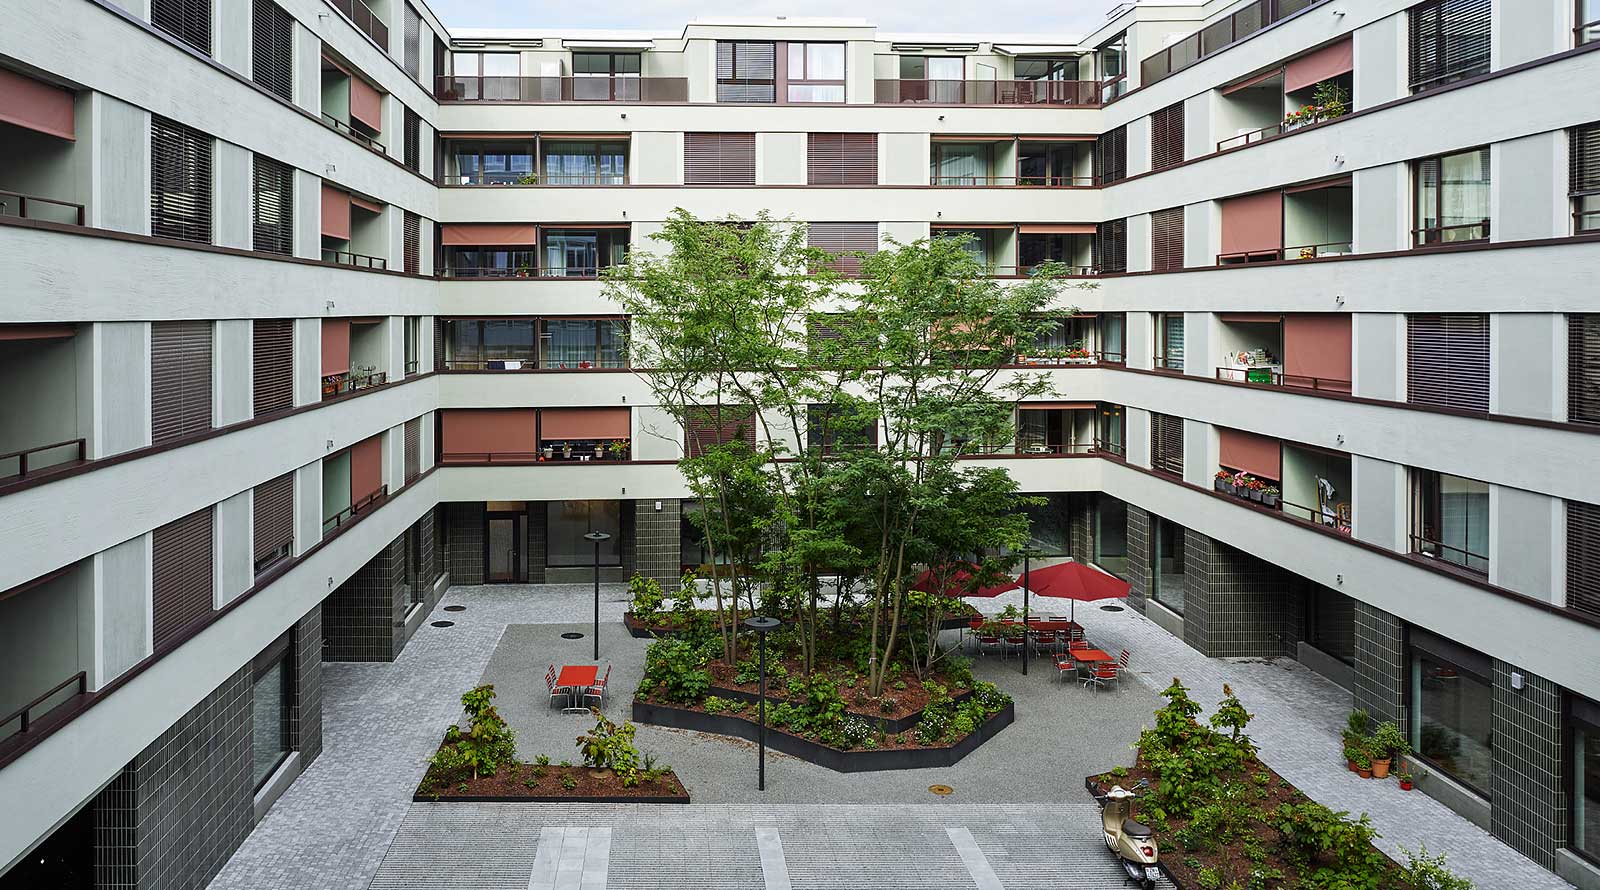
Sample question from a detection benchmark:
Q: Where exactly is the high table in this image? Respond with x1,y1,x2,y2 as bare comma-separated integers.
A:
555,664,598,713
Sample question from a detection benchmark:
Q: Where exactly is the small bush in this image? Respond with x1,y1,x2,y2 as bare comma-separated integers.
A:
431,685,517,781
1400,845,1473,890
627,573,666,617
576,710,643,787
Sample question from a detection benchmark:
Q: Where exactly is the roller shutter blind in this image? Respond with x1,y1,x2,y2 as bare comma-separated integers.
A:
1095,125,1127,185
1151,412,1185,476
1570,314,1600,425
1406,314,1489,412
684,133,756,185
252,154,294,256
253,318,294,417
153,0,211,55
404,3,422,81
1573,124,1600,233
684,406,758,458
152,506,214,649
254,472,294,571
404,107,421,173
807,223,877,276
1096,218,1127,273
252,0,294,100
716,41,776,103
1569,500,1600,618
1408,0,1491,93
151,116,213,244
1149,207,1185,273
405,416,421,481
404,211,421,274
433,318,446,371
1149,102,1185,171
151,321,213,444
808,133,878,185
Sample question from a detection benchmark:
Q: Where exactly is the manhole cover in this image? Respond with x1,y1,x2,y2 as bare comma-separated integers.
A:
431,620,455,628
928,785,953,796
561,632,585,640
1099,605,1125,612
443,605,466,612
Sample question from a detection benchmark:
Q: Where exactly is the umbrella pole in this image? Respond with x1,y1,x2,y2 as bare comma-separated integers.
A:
1021,553,1030,676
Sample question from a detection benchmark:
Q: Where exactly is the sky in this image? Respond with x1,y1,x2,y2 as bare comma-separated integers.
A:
426,0,1116,38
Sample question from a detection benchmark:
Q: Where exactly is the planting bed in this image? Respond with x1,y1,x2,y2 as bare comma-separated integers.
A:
623,607,978,638
415,754,690,803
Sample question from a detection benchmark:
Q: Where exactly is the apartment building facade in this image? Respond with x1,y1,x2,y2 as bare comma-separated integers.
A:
1,0,1598,886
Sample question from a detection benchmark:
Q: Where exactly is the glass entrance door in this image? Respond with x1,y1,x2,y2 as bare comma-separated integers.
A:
486,514,521,582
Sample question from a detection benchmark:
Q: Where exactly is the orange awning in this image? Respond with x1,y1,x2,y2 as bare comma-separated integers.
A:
0,68,74,141
321,184,351,240
349,76,382,132
540,408,630,440
1018,224,1096,235
440,223,537,246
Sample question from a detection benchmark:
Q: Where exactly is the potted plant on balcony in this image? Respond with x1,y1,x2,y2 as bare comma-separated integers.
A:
1244,477,1266,503
1215,470,1236,495
1064,345,1096,365
1261,485,1280,509
594,441,608,460
542,444,555,461
517,173,538,185
561,442,573,460
607,439,629,460
1396,771,1414,791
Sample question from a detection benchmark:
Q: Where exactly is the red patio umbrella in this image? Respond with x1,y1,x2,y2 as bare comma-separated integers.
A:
1021,560,1130,620
910,562,1019,599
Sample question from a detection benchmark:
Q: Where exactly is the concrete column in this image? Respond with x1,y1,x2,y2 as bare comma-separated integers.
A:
1492,0,1566,69
1351,455,1408,552
91,534,152,688
1492,313,1563,420
1125,406,1152,469
213,490,253,608
1352,162,1409,255
293,22,321,116
419,219,435,275
293,169,322,260
1351,312,1406,401
213,142,252,250
1492,133,1567,243
1184,200,1218,268
1183,419,1217,489
1124,505,1151,613
215,0,252,78
1183,91,1214,161
1183,311,1212,377
1490,486,1561,604
418,410,435,473
1182,530,1299,658
80,322,151,460
292,318,321,407
1125,313,1153,370
213,320,252,425
86,94,151,235
383,424,405,494
1124,115,1152,178
1352,13,1408,108
756,133,807,185
291,606,324,765
1125,213,1151,273
293,462,321,556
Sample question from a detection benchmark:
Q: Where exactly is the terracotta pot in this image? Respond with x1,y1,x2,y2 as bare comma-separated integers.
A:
1371,758,1391,779
1347,760,1358,772
1357,767,1372,779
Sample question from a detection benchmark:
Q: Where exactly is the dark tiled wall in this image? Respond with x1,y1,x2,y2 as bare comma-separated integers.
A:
1125,505,1150,612
1352,601,1407,725
526,503,547,583
446,502,485,584
1182,530,1300,658
1067,493,1094,563
94,667,253,890
1490,661,1566,868
292,605,323,765
634,498,682,591
321,534,406,662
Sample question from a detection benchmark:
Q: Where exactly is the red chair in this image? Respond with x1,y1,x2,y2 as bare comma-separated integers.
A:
976,630,1002,657
1054,654,1078,681
966,617,985,652
546,665,567,709
1068,638,1091,652
1031,630,1060,660
583,666,611,708
1118,649,1131,669
1085,662,1121,692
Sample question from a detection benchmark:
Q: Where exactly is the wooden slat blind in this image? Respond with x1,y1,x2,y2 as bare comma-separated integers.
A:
152,0,211,55
404,107,421,173
1406,313,1489,412
1096,218,1127,273
252,154,294,256
807,223,877,276
1408,0,1491,93
433,318,445,371
684,133,756,185
151,115,213,244
684,406,757,458
1573,124,1600,197
1568,499,1600,618
807,133,878,185
405,416,422,481
152,506,214,650
1569,314,1600,426
252,0,294,101
151,321,213,444
404,211,421,274
404,3,422,81
1095,125,1127,185
1151,412,1185,476
254,472,294,568
253,318,293,417
1149,102,1185,171
716,41,777,103
1149,207,1185,273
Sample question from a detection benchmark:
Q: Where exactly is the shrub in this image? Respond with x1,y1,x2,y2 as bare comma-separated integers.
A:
641,638,712,703
1270,801,1388,889
1400,845,1473,890
942,656,974,689
703,696,735,714
432,684,517,780
627,573,665,617
1370,721,1411,761
576,710,643,787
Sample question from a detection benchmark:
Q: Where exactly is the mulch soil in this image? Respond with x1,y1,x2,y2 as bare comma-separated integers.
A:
418,758,688,801
704,655,969,721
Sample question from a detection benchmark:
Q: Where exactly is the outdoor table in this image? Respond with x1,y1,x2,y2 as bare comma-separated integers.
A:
1072,648,1113,663
556,665,598,713
998,619,1081,633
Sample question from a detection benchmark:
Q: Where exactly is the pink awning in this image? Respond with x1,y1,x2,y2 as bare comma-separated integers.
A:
1018,224,1096,235
321,184,351,240
0,324,75,340
1220,66,1284,96
1220,191,1283,256
1022,561,1130,602
1284,38,1353,94
0,68,74,141
911,562,1019,598
321,319,350,375
350,195,384,214
1219,428,1281,480
440,223,537,246
349,76,382,132
440,409,538,458
540,408,630,440
1284,314,1352,389
350,435,383,502
1219,313,1282,323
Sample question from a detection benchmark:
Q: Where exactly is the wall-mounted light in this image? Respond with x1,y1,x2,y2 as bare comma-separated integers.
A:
620,112,627,120
325,438,334,450
325,163,337,175
1335,574,1343,585
1335,294,1345,306
621,395,627,403
1510,671,1525,691
1332,8,1347,16
654,500,663,512
621,487,627,495
1336,433,1345,446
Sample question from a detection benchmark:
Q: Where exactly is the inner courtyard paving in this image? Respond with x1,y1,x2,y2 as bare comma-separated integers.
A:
206,583,1575,890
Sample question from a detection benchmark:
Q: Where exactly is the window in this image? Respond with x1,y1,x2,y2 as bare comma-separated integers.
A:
444,319,538,368
684,405,758,458
573,52,642,101
251,639,292,788
1575,697,1600,863
542,228,628,277
404,107,421,173
1149,207,1185,273
1015,57,1076,81
1414,147,1490,245
444,247,537,278
684,133,756,185
253,318,293,417
1150,102,1185,171
1571,314,1600,426
1151,412,1184,476
1582,0,1600,46
151,116,213,244
807,404,877,454
152,0,211,55
807,133,878,185
541,319,625,369
1408,0,1491,93
1097,32,1128,101
445,139,535,185
1095,218,1127,273
716,41,777,103
547,500,621,566
787,42,845,102
931,142,993,185
152,506,214,649
542,140,628,185
1570,500,1600,619
252,1,294,100
807,223,878,277
1150,516,1187,615
1409,630,1492,795
405,417,421,482
254,472,294,575
151,321,213,444
1096,403,1125,457
1093,494,1129,576
1407,313,1489,412
1095,125,1127,184
1098,314,1126,363
403,3,422,81
454,52,520,77
1153,313,1185,371
251,155,294,256
403,211,420,274
1411,469,1489,574
1573,124,1600,233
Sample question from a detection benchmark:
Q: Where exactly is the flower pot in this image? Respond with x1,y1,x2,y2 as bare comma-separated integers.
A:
1262,495,1279,509
1399,780,1414,791
1346,760,1358,772
1248,490,1264,503
1356,767,1372,779
1216,480,1235,495
1371,758,1391,779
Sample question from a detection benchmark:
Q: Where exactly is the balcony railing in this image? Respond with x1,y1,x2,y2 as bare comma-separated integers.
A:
322,484,388,535
1097,350,1126,364
874,79,1101,106
320,113,387,155
1410,534,1488,575
1013,352,1100,367
956,264,1098,278
443,265,612,279
323,249,388,270
0,190,86,226
1281,241,1353,260
1215,367,1351,393
328,0,387,47
1281,497,1352,534
1141,0,1323,87
436,76,689,103
1013,441,1099,456
322,369,387,399
1153,354,1185,371
0,672,87,743
1093,437,1127,458
930,175,1096,187
1413,221,1490,248
1217,249,1281,265
0,438,87,482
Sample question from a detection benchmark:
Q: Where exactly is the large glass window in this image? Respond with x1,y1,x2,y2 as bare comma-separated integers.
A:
1410,637,1493,796
540,140,627,185
443,247,536,278
540,319,625,369
444,319,539,369
1096,402,1125,456
1414,147,1491,246
1014,57,1075,81
541,229,628,277
1583,0,1600,46
251,653,291,789
1575,699,1600,861
807,404,877,454
546,500,621,566
931,143,993,185
445,140,534,185
1151,516,1187,615
1093,494,1128,578
1098,313,1125,363
1411,469,1489,574
786,42,844,102
1155,313,1185,370
1097,32,1128,101
572,52,641,100
453,51,519,76
899,56,964,103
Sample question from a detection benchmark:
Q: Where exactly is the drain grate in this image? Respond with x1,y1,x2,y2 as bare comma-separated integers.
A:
443,605,466,612
928,785,953,796
1099,604,1125,612
560,631,585,640
430,620,455,628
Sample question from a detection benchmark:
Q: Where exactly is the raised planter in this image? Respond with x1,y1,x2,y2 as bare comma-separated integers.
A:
414,762,691,804
624,611,975,638
704,683,974,734
633,698,1013,772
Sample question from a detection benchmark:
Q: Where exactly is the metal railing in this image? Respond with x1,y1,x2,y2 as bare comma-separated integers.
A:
436,76,689,103
1013,441,1099,456
321,369,388,399
1410,534,1488,575
1413,221,1490,247
442,358,538,371
439,172,538,186
1093,437,1126,458
443,265,613,279
322,484,388,536
1281,240,1353,260
1577,206,1600,234
1152,354,1185,371
1217,249,1282,265
404,359,419,374
328,0,387,47
929,175,1096,187
1141,0,1322,87
1580,14,1600,46
1280,497,1352,534
1013,352,1101,366
322,249,388,270
320,114,386,155
1097,350,1126,364
1099,75,1128,104
0,190,86,226
874,79,1101,106
0,438,87,481
0,672,87,740
1215,366,1351,393
440,451,542,464
956,264,1099,278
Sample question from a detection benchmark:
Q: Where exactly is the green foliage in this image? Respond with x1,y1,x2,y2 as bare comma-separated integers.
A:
561,776,578,791
942,655,974,689
703,695,736,714
432,684,517,781
641,638,713,703
1369,721,1411,760
575,710,643,787
1400,845,1473,890
1270,802,1388,889
534,754,550,766
627,573,666,617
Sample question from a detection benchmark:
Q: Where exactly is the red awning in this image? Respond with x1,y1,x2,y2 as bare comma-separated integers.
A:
1284,38,1353,94
440,223,537,246
1219,313,1282,323
1018,223,1096,235
1020,560,1130,602
540,408,630,440
321,184,351,240
349,75,382,132
1018,402,1097,410
0,68,74,141
321,319,350,375
1219,427,1282,480
0,324,75,340
1220,66,1284,96
911,562,1019,598
350,195,384,214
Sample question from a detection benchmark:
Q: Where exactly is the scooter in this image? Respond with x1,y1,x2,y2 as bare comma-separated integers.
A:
1094,779,1162,889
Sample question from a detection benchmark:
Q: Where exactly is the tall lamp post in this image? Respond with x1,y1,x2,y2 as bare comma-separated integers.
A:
1018,547,1040,676
743,615,782,790
583,531,611,661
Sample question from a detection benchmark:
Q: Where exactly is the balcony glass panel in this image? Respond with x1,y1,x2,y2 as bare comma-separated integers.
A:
445,140,535,185
541,141,627,185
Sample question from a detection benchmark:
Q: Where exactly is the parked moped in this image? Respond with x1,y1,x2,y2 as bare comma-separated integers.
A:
1094,779,1162,889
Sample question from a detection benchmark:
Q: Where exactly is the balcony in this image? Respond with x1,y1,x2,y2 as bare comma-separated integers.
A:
0,324,88,486
1014,404,1106,455
0,563,91,757
1014,314,1125,367
874,79,1100,107
1140,0,1324,87
930,139,1094,187
442,227,629,279
322,437,386,536
1215,43,1352,153
328,0,388,47
1213,430,1351,535
1213,313,1351,394
440,318,626,371
1410,469,1489,575
321,318,388,400
1219,178,1351,265
435,76,688,103
0,73,87,227
0,190,83,226
320,55,385,156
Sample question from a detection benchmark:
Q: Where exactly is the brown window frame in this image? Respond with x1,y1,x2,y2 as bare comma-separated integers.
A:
716,41,777,103
252,0,294,100
1408,0,1492,94
1149,207,1185,273
1150,412,1184,476
1412,146,1491,247
151,115,214,245
1573,123,1600,233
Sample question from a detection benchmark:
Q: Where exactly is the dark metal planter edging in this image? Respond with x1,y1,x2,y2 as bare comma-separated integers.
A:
412,790,690,804
632,699,1014,773
623,611,973,639
700,683,975,734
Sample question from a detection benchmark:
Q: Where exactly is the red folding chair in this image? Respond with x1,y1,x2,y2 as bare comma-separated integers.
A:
1031,630,1060,660
1118,649,1131,669
976,631,1002,657
546,665,567,709
1054,653,1078,681
584,665,611,708
1085,662,1121,692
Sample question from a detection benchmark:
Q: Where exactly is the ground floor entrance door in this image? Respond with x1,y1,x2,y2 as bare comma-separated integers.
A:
485,512,524,582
